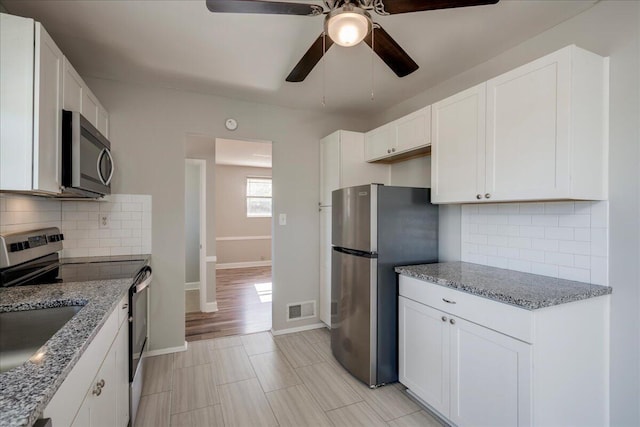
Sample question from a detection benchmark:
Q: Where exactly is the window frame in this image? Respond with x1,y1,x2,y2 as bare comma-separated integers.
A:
246,176,272,218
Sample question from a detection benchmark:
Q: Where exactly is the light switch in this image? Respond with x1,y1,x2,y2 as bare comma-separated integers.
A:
279,213,287,226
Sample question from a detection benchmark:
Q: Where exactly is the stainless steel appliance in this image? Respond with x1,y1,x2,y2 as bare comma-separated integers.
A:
331,184,438,387
61,110,114,198
129,265,151,426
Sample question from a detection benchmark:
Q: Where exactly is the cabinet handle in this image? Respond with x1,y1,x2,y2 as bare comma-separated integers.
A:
450,319,456,325
98,379,105,388
391,148,396,152
122,303,128,310
387,149,391,154
485,193,491,199
442,298,456,304
441,316,447,322
476,194,483,200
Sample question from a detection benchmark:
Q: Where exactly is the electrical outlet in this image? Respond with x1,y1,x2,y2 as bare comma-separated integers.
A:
99,214,110,229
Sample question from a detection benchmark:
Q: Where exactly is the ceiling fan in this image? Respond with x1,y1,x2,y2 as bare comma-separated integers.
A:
206,0,500,82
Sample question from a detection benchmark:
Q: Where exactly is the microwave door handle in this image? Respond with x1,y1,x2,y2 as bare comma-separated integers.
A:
97,148,108,185
104,149,114,185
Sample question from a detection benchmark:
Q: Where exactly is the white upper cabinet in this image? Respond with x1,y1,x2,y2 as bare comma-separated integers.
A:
431,84,486,204
0,14,63,194
63,58,110,138
63,57,84,112
365,106,431,162
432,45,608,204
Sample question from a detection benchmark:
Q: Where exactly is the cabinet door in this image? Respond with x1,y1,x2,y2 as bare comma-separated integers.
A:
340,131,389,188
364,123,395,161
116,322,129,427
63,57,84,112
98,106,109,138
398,296,450,416
449,317,532,427
485,48,571,201
319,207,332,326
82,89,100,128
33,23,63,194
320,132,340,206
396,106,431,153
431,83,486,204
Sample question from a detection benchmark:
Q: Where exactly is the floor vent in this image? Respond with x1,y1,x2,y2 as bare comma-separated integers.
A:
287,300,316,321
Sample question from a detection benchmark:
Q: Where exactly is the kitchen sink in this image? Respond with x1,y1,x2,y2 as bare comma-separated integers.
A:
0,305,83,373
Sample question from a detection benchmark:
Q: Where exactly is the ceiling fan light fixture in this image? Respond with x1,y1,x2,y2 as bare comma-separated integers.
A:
325,6,372,47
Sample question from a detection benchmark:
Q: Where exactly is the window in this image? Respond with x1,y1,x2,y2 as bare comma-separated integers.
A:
246,177,272,217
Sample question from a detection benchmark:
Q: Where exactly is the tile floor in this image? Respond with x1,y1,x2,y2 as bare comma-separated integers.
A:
135,327,444,427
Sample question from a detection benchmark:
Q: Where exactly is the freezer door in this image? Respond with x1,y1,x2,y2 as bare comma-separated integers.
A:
332,184,376,253
331,247,377,386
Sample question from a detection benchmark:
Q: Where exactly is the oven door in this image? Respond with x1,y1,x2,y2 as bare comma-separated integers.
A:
129,266,151,382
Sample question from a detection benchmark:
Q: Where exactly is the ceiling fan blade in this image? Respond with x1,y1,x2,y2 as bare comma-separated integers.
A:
364,26,418,78
286,34,334,82
206,0,324,16
377,0,499,15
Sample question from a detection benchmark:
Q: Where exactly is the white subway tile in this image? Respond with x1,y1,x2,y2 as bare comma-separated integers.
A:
497,247,519,258
63,229,89,240
508,236,532,249
478,204,498,214
519,203,544,214
462,243,478,254
558,240,590,255
477,224,498,235
573,201,592,214
574,255,591,269
508,215,532,226
121,237,142,247
467,234,488,245
110,212,132,221
78,239,100,248
497,203,519,214
519,249,545,263
590,256,608,286
545,252,574,267
466,254,488,265
76,220,98,230
142,212,152,229
122,220,142,230
574,228,590,242
130,212,143,220
100,238,121,248
591,229,608,257
508,259,531,273
65,248,89,258
131,229,142,238
532,238,559,252
89,247,111,256
487,214,510,225
545,227,574,241
62,202,78,212
473,214,488,224
99,202,121,212
122,202,142,212
486,256,509,269
63,211,89,221
590,202,608,228
531,215,559,227
531,262,559,278
111,229,133,238
477,245,498,256
558,266,590,283
77,202,100,212
462,205,479,215
559,215,590,228
61,221,77,230
487,235,508,247
497,225,520,236
110,246,133,256
519,226,545,238
544,202,574,214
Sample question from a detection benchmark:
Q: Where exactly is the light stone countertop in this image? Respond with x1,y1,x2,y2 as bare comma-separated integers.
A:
395,261,611,310
0,255,150,427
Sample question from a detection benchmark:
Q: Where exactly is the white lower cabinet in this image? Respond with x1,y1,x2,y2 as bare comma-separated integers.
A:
44,296,129,427
399,275,609,427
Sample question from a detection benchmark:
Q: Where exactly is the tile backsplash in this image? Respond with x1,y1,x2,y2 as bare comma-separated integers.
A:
461,201,608,285
0,194,151,258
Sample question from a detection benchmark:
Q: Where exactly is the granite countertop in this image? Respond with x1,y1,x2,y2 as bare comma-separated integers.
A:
395,261,612,310
0,255,150,427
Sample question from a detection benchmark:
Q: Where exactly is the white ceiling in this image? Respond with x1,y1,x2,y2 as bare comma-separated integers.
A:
3,0,597,115
216,138,272,168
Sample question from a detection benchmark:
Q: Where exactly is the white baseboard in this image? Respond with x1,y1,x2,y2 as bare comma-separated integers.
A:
143,341,188,357
185,281,200,291
201,301,218,313
271,322,327,336
216,260,272,270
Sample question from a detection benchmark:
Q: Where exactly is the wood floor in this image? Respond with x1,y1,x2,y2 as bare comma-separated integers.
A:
186,266,272,341
134,328,444,427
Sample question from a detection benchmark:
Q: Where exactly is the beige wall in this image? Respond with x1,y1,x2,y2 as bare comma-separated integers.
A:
389,156,431,188
371,2,640,424
85,76,369,350
184,162,200,284
215,164,272,265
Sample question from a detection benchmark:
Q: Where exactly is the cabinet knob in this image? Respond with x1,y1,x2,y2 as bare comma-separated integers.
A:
476,194,483,200
391,148,396,152
485,193,491,199
92,386,102,396
98,379,105,388
387,149,391,154
441,316,447,322
450,319,456,325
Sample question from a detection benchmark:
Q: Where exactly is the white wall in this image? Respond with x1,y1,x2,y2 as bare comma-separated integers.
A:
85,76,370,350
185,162,200,284
389,156,430,188
370,2,640,424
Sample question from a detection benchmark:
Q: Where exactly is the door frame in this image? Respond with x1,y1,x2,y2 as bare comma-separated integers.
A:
185,158,208,312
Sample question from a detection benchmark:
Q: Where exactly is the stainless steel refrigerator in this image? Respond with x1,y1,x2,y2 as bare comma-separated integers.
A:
331,184,438,387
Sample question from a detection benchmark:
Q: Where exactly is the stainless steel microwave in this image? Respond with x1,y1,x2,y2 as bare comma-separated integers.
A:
61,110,113,197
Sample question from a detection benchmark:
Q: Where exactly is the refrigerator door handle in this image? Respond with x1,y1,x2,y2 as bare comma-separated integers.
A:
333,246,377,258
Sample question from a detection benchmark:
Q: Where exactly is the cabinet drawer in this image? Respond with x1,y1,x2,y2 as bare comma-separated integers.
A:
399,275,534,343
